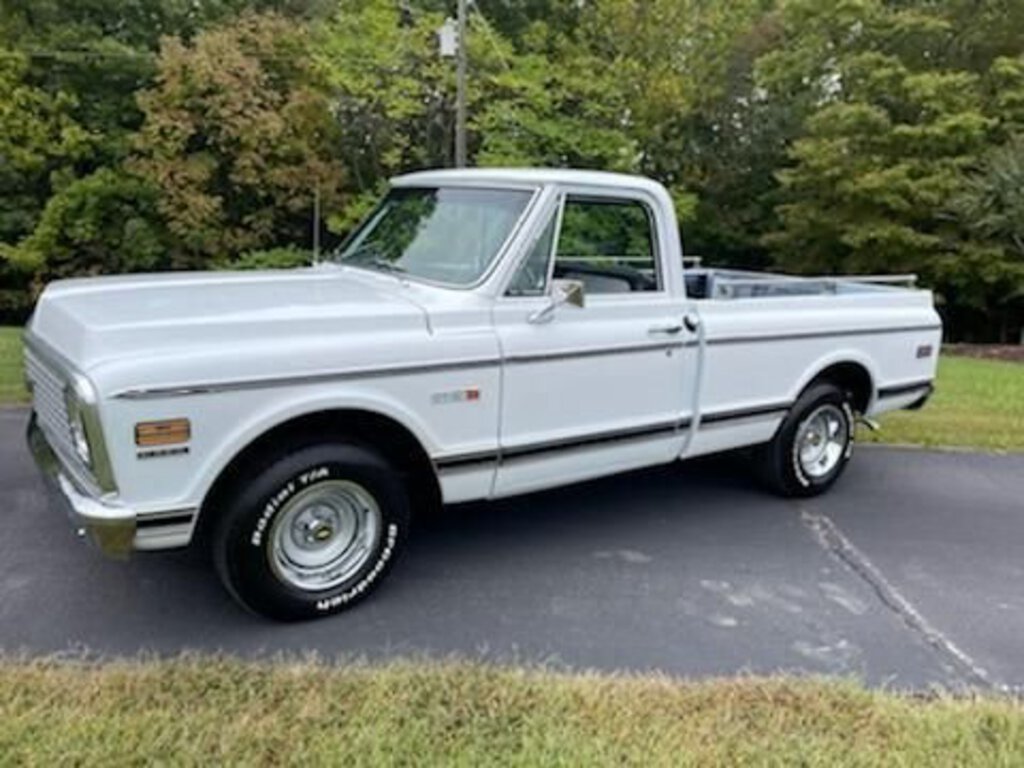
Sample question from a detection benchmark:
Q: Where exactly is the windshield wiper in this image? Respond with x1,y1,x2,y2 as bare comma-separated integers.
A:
339,242,407,278
368,257,406,274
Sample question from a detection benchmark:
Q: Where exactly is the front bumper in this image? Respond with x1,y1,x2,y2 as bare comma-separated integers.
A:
27,414,135,558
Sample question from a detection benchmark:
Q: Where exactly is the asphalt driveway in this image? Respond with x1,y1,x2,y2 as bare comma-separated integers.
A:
1,407,1021,691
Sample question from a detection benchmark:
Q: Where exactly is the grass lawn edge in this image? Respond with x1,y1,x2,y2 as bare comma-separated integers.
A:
1,657,1023,764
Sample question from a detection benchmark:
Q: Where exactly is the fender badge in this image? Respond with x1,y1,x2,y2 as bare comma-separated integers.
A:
137,446,190,460
431,387,481,405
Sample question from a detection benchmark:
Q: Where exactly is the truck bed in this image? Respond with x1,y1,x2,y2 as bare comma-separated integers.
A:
684,267,919,301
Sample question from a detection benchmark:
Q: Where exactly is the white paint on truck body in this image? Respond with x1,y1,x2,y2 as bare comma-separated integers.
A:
24,168,941,551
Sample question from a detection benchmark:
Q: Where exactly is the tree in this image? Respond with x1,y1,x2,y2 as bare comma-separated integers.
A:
568,1,773,235
0,51,92,244
132,12,344,266
0,50,93,320
473,22,640,175
758,0,1024,339
946,137,1024,340
315,1,641,231
315,0,451,230
4,167,168,282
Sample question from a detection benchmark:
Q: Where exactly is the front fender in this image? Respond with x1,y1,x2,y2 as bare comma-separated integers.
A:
186,387,442,507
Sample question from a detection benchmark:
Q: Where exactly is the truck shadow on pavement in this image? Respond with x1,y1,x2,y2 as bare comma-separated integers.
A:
133,452,775,618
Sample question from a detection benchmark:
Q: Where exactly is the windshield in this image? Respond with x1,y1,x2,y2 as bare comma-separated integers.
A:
334,186,534,286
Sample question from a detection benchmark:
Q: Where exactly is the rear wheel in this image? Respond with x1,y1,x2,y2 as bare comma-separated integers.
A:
755,382,855,498
212,441,410,621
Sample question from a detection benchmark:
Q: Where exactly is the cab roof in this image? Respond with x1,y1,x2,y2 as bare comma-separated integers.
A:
391,167,669,197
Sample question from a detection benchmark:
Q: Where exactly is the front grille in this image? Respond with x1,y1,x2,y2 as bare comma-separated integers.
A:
24,347,96,491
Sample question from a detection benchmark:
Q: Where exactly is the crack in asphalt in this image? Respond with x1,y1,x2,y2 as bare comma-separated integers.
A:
800,508,1001,693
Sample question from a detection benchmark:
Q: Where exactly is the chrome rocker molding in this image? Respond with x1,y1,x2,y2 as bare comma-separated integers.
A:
434,402,791,472
435,418,685,471
698,401,792,427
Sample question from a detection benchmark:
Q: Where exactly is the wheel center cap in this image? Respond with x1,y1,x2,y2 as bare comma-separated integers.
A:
295,505,339,548
310,522,334,543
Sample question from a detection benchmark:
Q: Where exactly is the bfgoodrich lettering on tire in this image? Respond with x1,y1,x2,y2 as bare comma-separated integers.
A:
212,442,410,621
754,382,855,498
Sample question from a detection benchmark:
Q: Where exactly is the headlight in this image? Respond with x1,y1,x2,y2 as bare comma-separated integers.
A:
64,390,93,466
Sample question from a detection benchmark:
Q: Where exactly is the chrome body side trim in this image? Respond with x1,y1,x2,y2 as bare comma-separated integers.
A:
111,326,939,402
114,357,502,400
706,324,941,346
112,340,695,400
504,339,693,365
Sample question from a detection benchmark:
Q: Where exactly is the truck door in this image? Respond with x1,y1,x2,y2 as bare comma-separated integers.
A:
491,187,700,497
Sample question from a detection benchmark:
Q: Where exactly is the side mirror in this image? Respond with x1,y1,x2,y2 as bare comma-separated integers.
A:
528,279,585,324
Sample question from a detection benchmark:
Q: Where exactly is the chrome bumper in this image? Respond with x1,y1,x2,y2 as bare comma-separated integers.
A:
27,413,136,558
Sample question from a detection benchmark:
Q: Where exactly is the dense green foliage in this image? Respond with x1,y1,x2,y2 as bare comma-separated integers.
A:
0,0,1022,339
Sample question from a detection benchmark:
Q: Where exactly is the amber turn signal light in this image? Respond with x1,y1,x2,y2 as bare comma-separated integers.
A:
135,419,191,447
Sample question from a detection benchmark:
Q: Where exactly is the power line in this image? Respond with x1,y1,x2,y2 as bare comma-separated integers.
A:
0,48,312,62
0,48,156,60
468,3,511,71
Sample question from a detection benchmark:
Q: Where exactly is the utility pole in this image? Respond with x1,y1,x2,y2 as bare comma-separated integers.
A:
455,0,468,168
312,179,321,264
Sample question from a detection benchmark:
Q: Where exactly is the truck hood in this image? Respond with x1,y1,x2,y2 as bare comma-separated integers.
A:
28,267,432,387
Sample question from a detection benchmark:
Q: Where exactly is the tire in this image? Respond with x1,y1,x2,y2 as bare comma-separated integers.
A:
211,441,410,621
754,382,855,498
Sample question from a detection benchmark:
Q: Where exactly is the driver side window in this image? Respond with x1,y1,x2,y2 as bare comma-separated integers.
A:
555,196,659,294
506,195,660,296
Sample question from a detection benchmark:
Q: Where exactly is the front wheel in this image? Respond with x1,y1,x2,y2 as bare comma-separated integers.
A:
754,382,855,498
212,442,410,621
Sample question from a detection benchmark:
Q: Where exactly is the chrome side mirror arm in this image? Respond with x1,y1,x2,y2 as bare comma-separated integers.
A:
527,279,585,325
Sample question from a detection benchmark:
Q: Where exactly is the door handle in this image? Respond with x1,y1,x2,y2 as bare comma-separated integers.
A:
648,324,684,336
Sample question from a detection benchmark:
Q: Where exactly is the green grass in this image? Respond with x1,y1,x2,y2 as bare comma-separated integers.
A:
0,659,1021,765
861,356,1024,452
1,326,1020,450
0,326,27,405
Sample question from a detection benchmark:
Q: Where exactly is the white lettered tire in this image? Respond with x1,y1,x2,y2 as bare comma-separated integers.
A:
212,442,410,621
754,382,855,498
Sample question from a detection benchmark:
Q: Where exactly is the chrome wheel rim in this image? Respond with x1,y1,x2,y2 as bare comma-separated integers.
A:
268,480,382,592
795,404,849,479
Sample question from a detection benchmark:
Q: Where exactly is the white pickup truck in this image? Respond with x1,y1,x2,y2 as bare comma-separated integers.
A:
25,168,941,620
